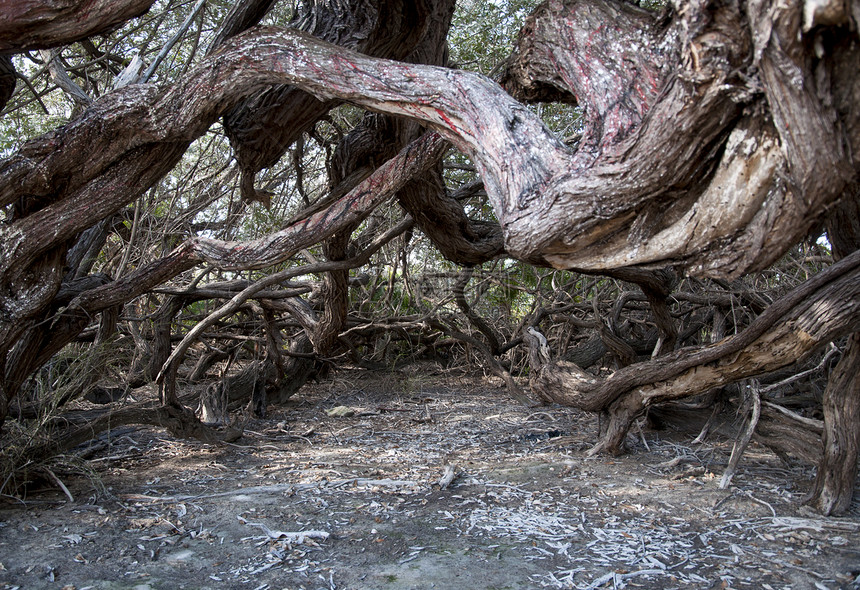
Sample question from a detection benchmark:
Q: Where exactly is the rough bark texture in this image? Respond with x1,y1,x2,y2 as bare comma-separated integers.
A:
807,333,860,514
0,0,155,51
313,0,503,265
1,0,859,515
190,131,447,270
806,186,860,514
527,249,860,454
224,0,433,205
207,0,278,53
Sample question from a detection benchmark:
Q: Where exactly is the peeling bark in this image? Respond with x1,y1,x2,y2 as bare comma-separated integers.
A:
807,186,860,514
195,3,858,273
807,333,860,514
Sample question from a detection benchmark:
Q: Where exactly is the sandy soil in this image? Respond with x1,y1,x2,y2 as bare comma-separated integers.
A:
1,367,859,590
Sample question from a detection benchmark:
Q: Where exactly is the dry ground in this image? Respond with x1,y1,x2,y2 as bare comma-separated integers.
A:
1,366,859,590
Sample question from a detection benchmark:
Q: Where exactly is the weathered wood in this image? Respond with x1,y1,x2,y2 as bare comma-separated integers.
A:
807,186,860,514
307,1,459,363
207,0,278,54
526,250,860,454
438,464,456,489
0,0,156,51
755,405,823,465
197,4,858,273
0,2,858,511
806,333,860,514
0,0,437,375
328,109,504,265
224,0,433,204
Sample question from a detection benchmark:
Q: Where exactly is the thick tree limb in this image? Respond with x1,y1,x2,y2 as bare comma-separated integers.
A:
1,127,441,417
207,0,278,54
2,1,858,434
527,249,860,453
156,217,413,402
225,0,433,204
0,141,190,359
807,332,860,515
329,110,504,265
501,0,667,147
377,0,505,265
0,0,156,51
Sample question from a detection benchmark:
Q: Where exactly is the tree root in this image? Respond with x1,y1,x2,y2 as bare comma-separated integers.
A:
22,399,242,465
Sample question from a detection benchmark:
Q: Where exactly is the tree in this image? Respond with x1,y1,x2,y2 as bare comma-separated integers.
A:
0,0,858,512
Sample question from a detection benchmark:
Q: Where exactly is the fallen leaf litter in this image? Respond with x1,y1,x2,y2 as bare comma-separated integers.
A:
0,370,858,590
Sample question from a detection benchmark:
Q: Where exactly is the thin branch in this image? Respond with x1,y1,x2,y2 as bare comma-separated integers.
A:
720,380,762,489
140,0,207,83
156,217,413,385
38,49,92,105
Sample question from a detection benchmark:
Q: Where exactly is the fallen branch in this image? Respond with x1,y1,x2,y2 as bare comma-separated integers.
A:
438,464,456,489
122,477,421,503
238,517,330,544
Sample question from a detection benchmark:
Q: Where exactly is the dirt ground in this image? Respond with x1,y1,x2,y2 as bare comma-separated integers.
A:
1,366,859,590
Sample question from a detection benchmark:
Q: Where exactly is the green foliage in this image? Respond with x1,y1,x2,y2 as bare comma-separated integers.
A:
0,0,837,426
449,0,539,75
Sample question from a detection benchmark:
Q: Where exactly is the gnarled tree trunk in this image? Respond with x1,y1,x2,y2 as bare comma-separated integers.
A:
806,186,860,514
1,0,859,515
526,249,860,455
